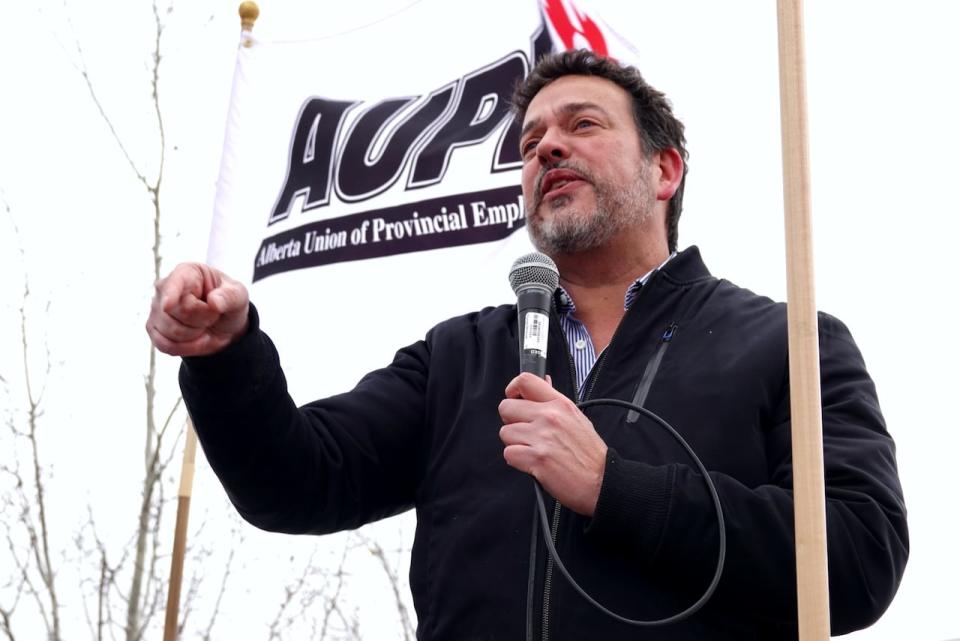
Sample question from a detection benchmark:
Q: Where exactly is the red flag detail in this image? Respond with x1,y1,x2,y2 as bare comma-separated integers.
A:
542,0,608,57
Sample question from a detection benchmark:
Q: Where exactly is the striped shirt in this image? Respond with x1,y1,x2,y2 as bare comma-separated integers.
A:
556,254,675,397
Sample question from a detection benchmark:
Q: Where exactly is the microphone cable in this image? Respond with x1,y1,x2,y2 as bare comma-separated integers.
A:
508,251,725,625
531,397,726,627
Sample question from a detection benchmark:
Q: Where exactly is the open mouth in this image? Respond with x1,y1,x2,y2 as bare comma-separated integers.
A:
540,168,588,197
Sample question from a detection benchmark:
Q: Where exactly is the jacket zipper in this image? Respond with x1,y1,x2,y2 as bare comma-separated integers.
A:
541,297,636,641
626,323,677,423
541,322,579,641
540,502,562,641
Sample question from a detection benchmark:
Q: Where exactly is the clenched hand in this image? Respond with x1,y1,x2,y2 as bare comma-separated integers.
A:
146,263,250,357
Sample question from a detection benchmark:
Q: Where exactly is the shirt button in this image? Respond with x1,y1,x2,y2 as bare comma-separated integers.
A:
574,338,587,350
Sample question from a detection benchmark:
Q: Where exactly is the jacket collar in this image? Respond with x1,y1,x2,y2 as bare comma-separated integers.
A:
657,245,712,285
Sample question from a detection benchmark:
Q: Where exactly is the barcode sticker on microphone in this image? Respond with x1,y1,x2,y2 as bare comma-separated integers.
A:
523,312,549,356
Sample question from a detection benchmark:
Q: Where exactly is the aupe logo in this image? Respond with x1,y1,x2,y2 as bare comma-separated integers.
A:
254,0,608,281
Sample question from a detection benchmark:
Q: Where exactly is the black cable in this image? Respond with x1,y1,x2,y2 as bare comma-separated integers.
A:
532,397,726,627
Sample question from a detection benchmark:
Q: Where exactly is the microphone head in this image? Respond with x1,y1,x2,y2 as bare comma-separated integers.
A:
509,252,559,295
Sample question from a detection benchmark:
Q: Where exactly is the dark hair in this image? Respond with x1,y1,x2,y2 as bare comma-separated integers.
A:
511,50,688,252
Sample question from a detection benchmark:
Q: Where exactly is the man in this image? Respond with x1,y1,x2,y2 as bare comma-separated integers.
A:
147,50,908,639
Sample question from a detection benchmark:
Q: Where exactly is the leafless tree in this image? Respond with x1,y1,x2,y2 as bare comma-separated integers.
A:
264,531,416,641
3,1,420,638
266,542,356,641
0,205,60,641
61,1,190,637
195,518,243,641
0,1,232,639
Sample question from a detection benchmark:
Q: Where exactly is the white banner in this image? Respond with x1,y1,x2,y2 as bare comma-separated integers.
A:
208,0,628,400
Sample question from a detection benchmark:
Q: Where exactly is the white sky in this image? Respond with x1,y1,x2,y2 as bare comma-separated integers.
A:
1,0,958,639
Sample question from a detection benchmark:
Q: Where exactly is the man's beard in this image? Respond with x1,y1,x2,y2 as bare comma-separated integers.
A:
524,161,655,255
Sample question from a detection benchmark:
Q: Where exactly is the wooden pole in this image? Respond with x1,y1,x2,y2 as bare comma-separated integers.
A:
162,421,198,641
776,1,831,639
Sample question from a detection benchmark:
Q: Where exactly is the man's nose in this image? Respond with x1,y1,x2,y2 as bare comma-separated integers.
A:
536,129,570,163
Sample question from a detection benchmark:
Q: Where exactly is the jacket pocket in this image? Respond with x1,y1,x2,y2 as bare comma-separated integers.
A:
626,323,677,423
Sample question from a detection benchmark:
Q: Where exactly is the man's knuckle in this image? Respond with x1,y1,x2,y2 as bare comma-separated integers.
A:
530,446,549,465
544,407,564,427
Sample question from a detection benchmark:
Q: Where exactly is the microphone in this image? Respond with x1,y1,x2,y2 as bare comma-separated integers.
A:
508,252,559,378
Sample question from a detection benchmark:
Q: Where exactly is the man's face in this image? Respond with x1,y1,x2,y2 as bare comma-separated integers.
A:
519,75,656,255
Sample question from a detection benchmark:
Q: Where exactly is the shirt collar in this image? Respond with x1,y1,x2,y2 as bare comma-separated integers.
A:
556,252,676,314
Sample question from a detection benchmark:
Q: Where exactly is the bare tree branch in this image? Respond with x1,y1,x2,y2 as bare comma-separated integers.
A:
0,521,28,641
199,522,241,641
318,549,348,641
61,1,150,189
359,534,414,641
267,550,317,641
158,398,184,447
23,337,60,641
149,0,169,240
0,610,16,641
0,205,61,641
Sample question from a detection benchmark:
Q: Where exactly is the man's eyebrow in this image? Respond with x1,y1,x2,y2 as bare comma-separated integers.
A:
520,117,541,140
520,101,611,139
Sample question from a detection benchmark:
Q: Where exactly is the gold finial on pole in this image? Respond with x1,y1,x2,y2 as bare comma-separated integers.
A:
239,1,260,47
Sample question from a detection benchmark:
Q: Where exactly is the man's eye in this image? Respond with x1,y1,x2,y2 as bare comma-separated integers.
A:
575,120,595,130
521,140,538,156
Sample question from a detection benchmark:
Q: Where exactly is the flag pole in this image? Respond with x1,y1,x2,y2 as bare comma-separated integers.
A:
161,5,260,640
776,1,831,639
162,420,198,641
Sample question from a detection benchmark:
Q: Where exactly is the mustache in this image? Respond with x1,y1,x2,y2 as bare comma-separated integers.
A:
531,161,594,211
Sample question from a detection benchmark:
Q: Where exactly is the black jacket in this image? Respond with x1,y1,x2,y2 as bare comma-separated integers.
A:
181,246,908,640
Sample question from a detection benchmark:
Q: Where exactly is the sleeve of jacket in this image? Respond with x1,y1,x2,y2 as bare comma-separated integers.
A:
585,312,909,633
179,304,429,535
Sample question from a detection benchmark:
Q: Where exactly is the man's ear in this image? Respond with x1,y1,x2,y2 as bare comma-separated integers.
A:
655,148,684,202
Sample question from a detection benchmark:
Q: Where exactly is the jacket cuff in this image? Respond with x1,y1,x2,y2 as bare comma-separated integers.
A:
585,447,674,564
179,304,279,404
